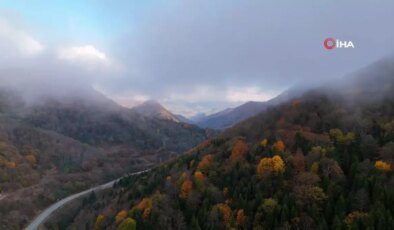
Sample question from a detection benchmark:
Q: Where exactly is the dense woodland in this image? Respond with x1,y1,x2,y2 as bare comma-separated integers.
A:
61,61,394,229
0,90,209,229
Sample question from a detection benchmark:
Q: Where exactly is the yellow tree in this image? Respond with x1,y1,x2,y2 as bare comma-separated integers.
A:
311,162,319,174
272,155,285,173
375,160,391,172
260,138,268,147
118,218,136,230
257,155,285,176
94,214,105,230
115,210,128,224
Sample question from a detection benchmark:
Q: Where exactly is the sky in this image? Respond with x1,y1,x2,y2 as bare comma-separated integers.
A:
0,0,393,117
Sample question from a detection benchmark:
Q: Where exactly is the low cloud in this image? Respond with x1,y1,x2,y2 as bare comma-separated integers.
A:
0,17,44,56
57,45,107,62
1,1,394,115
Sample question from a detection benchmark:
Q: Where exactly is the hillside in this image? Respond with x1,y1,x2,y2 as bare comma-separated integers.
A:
25,98,207,152
0,88,210,229
194,87,307,130
131,100,191,124
58,59,394,229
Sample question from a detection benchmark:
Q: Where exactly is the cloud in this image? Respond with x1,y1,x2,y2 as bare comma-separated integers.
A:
0,17,44,55
226,87,278,103
1,1,394,115
0,16,118,103
104,0,394,114
57,45,107,62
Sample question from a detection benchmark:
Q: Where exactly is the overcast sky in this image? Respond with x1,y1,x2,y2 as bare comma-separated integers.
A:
0,0,393,116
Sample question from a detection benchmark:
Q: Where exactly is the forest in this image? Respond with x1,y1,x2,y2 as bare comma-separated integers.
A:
54,63,394,229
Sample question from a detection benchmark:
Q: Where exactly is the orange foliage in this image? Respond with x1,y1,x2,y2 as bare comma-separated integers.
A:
293,149,305,173
216,203,232,225
230,140,248,161
200,139,211,148
115,210,128,223
257,155,285,176
179,179,193,199
5,161,16,169
194,171,204,182
142,208,151,220
26,155,37,165
236,209,245,226
137,198,153,210
197,154,213,171
375,160,391,172
274,140,285,152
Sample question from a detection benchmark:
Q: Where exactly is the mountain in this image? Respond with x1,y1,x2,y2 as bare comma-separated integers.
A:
58,58,394,230
131,100,191,123
0,88,210,229
195,87,307,129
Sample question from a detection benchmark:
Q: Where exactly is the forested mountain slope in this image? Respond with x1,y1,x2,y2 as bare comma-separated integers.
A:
0,88,210,229
62,59,393,230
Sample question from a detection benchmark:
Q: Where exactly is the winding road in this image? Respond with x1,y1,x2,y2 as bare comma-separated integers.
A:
25,169,150,230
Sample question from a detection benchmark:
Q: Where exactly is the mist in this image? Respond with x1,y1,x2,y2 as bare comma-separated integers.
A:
1,0,394,115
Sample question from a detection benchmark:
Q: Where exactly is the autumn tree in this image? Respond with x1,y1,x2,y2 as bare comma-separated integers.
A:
375,160,391,172
311,162,319,174
344,211,369,228
194,171,205,190
118,217,136,230
293,186,327,209
25,154,37,166
273,140,285,152
180,179,193,199
137,197,153,220
230,139,248,161
260,138,268,148
293,149,305,173
257,155,285,176
261,198,278,213
197,154,213,171
115,210,128,224
215,203,232,226
94,214,105,230
236,209,246,226
329,129,356,145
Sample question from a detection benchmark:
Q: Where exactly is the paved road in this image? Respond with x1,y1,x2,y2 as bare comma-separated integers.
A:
25,169,150,230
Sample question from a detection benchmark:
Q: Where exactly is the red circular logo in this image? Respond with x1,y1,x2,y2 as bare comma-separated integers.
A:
324,38,336,50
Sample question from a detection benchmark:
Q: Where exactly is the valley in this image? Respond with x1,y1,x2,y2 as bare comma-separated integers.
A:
36,59,394,229
0,89,210,229
0,2,393,229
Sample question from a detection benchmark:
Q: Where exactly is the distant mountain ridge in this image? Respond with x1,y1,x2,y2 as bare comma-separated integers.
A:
131,100,191,123
193,86,308,129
